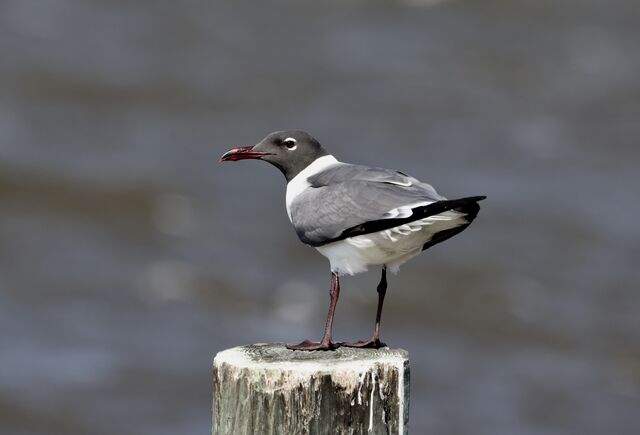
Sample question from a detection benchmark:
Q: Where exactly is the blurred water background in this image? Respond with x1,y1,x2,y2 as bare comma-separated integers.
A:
1,0,639,434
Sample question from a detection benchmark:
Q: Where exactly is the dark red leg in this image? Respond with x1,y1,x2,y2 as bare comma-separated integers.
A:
287,272,341,351
342,267,387,349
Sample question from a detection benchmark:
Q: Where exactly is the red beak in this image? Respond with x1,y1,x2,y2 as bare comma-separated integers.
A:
219,146,272,162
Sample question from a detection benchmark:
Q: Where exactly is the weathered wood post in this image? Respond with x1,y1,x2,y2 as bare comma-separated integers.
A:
212,343,409,435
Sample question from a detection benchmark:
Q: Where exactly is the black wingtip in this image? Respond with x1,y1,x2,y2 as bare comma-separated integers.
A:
463,195,487,202
419,195,485,251
317,195,486,246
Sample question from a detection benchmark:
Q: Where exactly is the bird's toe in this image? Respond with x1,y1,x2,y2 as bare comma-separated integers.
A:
340,338,387,349
286,339,340,351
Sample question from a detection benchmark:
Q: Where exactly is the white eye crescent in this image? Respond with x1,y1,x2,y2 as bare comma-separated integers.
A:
283,137,297,150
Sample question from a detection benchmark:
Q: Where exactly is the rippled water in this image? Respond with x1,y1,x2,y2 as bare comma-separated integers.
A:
1,0,639,434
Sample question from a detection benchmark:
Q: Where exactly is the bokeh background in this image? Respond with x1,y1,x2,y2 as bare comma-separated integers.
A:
1,0,639,434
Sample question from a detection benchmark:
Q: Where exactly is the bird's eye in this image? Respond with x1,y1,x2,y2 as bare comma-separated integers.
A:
283,138,297,150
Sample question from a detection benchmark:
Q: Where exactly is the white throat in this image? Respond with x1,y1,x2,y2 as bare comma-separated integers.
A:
285,154,339,221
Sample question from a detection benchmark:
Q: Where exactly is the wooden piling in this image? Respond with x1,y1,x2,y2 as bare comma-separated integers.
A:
212,343,409,435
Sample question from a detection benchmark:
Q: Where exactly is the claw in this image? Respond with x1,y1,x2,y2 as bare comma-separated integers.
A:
340,338,386,349
286,339,340,351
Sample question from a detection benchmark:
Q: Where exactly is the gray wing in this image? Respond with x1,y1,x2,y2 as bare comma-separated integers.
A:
289,164,446,246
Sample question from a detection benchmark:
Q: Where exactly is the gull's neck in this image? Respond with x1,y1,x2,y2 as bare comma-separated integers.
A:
285,155,339,220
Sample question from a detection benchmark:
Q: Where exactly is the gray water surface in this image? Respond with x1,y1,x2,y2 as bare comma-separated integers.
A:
1,1,639,434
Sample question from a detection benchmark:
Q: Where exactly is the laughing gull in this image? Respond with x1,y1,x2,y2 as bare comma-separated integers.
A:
220,131,485,351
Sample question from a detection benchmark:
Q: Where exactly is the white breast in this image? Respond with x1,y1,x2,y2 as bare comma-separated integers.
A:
285,155,339,221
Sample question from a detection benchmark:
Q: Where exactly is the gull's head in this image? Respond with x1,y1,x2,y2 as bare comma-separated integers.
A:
220,130,329,181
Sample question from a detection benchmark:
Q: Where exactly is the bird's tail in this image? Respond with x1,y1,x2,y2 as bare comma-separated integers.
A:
419,195,486,251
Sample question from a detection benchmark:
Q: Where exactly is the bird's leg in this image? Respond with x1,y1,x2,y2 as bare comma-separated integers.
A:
287,272,341,351
342,267,387,349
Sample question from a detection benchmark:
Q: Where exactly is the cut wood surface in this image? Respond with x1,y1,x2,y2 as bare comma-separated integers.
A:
212,343,410,435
